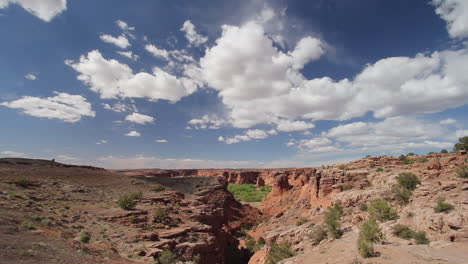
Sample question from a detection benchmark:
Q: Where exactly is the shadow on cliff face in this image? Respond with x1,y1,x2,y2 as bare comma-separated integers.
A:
226,243,253,264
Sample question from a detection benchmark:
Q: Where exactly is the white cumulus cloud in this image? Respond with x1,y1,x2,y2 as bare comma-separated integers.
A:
125,112,155,124
219,129,277,144
25,73,37,80
181,20,208,46
125,131,141,137
1,92,95,122
0,0,66,22
0,150,24,157
100,34,130,49
66,50,200,102
432,0,468,38
155,139,168,143
145,44,170,60
117,51,139,60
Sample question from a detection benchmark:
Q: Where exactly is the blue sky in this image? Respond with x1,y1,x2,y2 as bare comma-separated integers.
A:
0,0,467,169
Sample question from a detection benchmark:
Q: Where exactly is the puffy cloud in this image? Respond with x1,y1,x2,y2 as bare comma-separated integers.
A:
1,92,95,122
102,102,137,112
125,112,155,124
289,137,342,153
0,0,66,22
145,44,170,60
66,50,199,102
125,131,141,137
455,129,468,138
117,51,139,60
96,139,107,145
116,20,134,31
432,0,468,38
0,150,24,157
219,129,276,144
199,19,468,129
187,115,225,130
25,73,37,80
440,118,457,125
276,119,314,132
100,34,130,49
155,139,168,143
180,20,208,46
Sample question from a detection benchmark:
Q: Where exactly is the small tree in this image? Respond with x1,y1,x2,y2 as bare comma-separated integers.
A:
266,242,295,264
440,149,448,153
368,199,398,222
392,185,412,205
357,219,383,258
157,250,177,264
454,136,468,151
397,172,421,191
324,204,344,239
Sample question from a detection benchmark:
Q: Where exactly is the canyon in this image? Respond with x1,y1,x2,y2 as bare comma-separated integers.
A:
0,152,467,264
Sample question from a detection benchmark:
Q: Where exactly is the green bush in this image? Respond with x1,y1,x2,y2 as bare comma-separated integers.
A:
359,219,384,243
156,250,177,264
22,221,36,230
357,237,374,258
399,155,414,165
455,165,468,179
227,184,272,202
296,217,308,226
392,185,412,205
129,191,143,200
397,172,421,191
14,178,34,188
307,224,328,245
154,208,169,223
79,230,91,243
440,149,448,153
413,231,430,245
342,184,353,191
359,203,368,211
417,157,429,163
454,136,468,151
117,194,136,210
245,235,265,252
392,224,414,240
152,184,166,192
376,167,384,172
434,198,454,213
266,242,295,264
368,199,398,222
30,214,43,222
325,204,344,239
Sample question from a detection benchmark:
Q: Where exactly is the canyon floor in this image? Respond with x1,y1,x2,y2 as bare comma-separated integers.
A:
0,152,467,264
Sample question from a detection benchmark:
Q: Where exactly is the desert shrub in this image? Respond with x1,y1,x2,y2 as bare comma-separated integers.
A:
338,165,348,170
399,155,414,165
397,172,421,191
407,152,415,156
392,185,412,205
154,208,169,223
266,242,295,264
440,149,448,153
296,217,308,226
357,237,374,258
368,199,398,222
325,204,344,239
79,230,91,243
359,219,384,243
129,215,137,224
22,221,36,230
434,198,454,213
14,178,34,188
359,203,368,211
307,224,328,245
455,165,468,179
417,157,429,163
129,191,143,200
342,184,353,191
413,231,430,245
156,250,177,264
376,167,384,172
30,214,43,222
152,184,166,192
392,224,414,240
454,136,468,151
227,184,272,202
245,235,265,252
117,194,136,210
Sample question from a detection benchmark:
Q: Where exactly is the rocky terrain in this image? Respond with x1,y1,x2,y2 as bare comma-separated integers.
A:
0,152,467,264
